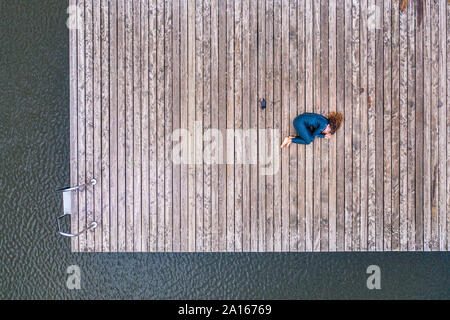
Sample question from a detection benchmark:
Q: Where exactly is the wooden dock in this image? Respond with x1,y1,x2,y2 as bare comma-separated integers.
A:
69,0,449,252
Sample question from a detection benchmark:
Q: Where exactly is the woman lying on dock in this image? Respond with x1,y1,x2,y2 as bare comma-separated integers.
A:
280,111,343,148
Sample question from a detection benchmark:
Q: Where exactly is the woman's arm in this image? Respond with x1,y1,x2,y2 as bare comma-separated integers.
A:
311,117,329,138
312,130,325,138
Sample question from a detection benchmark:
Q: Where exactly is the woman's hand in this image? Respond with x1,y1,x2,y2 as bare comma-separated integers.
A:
281,136,296,149
324,133,332,139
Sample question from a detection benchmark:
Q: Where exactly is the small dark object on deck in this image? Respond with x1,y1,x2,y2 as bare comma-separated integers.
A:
260,98,266,110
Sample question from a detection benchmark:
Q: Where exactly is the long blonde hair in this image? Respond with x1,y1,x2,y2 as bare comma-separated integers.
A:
327,111,343,134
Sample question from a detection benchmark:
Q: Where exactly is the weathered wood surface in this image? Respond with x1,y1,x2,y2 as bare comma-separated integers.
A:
70,0,449,252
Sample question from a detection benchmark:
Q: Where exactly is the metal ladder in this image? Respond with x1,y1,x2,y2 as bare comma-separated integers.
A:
56,179,98,237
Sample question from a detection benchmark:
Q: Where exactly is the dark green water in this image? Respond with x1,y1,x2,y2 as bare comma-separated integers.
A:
0,0,448,300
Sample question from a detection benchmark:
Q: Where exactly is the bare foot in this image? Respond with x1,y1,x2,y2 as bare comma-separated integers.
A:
281,136,292,149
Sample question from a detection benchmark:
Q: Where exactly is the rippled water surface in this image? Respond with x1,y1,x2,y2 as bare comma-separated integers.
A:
0,0,449,300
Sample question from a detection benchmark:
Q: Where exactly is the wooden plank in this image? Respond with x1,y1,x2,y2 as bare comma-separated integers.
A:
195,0,204,252
438,0,447,251
234,0,243,252
415,0,424,251
327,0,336,252
375,0,384,251
258,0,266,252
391,0,400,251
320,0,329,251
109,0,118,253
187,0,196,252
210,0,219,251
125,0,134,251
344,0,352,251
69,0,79,252
77,0,87,252
383,0,392,251
226,0,235,251
156,0,165,251
430,0,439,251
297,0,306,252
132,0,141,252
304,0,313,251
141,0,150,252
281,0,289,252
289,0,298,252
248,0,258,251
265,0,274,252
165,0,173,252
149,0,158,252
217,0,227,252
241,0,250,251
360,0,368,251
273,0,282,252
117,0,126,252
203,0,212,252
423,0,431,251
91,0,100,252
101,0,110,252
171,0,180,252
367,0,377,251
399,0,408,251
351,0,360,251
312,0,321,252
335,0,345,251
93,0,102,252
447,0,450,252
179,0,188,251
407,0,416,251
85,0,95,252
127,1,142,251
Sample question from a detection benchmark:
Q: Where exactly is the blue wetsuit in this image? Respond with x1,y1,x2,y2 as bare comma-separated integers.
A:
292,113,329,145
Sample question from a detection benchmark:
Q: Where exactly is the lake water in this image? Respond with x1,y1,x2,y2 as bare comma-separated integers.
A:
0,0,448,299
